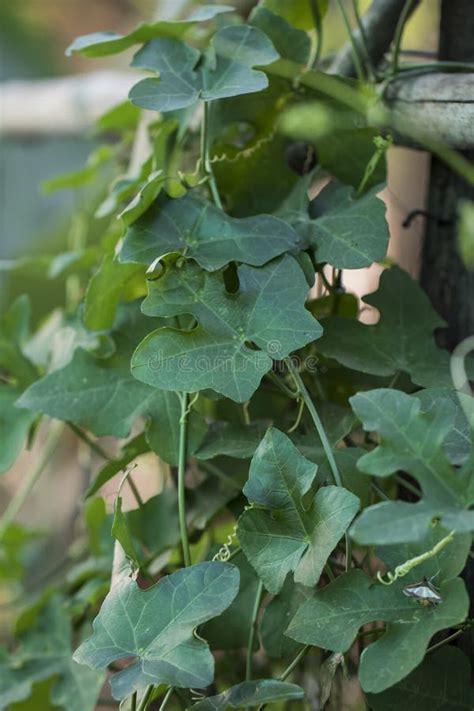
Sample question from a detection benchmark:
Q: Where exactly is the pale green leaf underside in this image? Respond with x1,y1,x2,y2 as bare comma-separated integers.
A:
318,267,452,387
238,429,359,593
66,5,233,56
73,562,239,700
120,191,302,271
129,25,279,112
189,680,304,710
131,256,321,402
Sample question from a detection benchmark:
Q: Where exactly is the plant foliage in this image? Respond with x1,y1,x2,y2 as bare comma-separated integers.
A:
1,1,473,710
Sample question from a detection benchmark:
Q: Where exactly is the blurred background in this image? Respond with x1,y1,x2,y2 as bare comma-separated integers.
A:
0,2,443,707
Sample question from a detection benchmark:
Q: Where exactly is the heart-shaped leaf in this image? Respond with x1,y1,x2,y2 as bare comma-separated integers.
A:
119,191,301,271
131,255,321,402
129,25,279,112
317,267,453,387
73,561,239,700
237,428,359,593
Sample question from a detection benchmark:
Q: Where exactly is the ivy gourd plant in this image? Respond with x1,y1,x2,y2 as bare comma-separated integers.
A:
1,2,473,710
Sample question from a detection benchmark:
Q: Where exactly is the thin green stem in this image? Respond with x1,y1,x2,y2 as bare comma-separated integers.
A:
286,358,353,571
391,0,416,77
351,0,375,80
177,392,191,567
394,474,421,498
158,687,174,711
246,580,264,683
426,627,468,654
131,691,137,711
127,475,144,508
0,421,64,542
201,101,223,209
335,0,365,80
68,422,112,461
308,0,323,68
286,359,342,488
266,371,299,399
371,481,390,502
280,645,311,680
137,685,155,711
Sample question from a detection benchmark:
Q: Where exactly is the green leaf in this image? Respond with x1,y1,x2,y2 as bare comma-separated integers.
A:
0,387,36,473
42,145,114,192
250,7,311,64
260,0,328,30
189,680,304,710
196,421,269,460
131,255,321,402
317,267,453,387
85,434,148,498
277,176,388,269
350,388,468,506
120,191,302,271
260,578,312,659
66,5,234,57
111,496,140,567
316,128,387,190
0,600,104,711
237,428,359,593
146,390,207,466
287,531,470,692
366,647,474,710
202,553,261,651
84,254,144,331
129,25,279,112
73,561,240,699
0,523,43,581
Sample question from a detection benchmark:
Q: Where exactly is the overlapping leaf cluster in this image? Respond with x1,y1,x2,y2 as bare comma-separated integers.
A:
1,2,473,710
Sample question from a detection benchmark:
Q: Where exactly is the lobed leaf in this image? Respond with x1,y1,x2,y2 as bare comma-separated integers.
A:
73,561,240,699
237,428,359,593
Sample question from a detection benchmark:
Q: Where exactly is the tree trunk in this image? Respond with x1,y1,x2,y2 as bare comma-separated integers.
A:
420,0,474,350
420,0,474,660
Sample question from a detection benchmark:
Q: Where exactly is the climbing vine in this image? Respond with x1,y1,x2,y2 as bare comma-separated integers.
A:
1,2,473,710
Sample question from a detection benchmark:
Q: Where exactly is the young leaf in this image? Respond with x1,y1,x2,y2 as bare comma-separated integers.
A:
119,191,302,271
73,561,240,700
250,7,311,64
129,25,279,112
237,428,359,593
277,176,389,269
84,254,144,331
0,601,104,711
66,5,234,57
189,680,304,710
131,255,321,402
366,646,474,710
318,267,453,387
